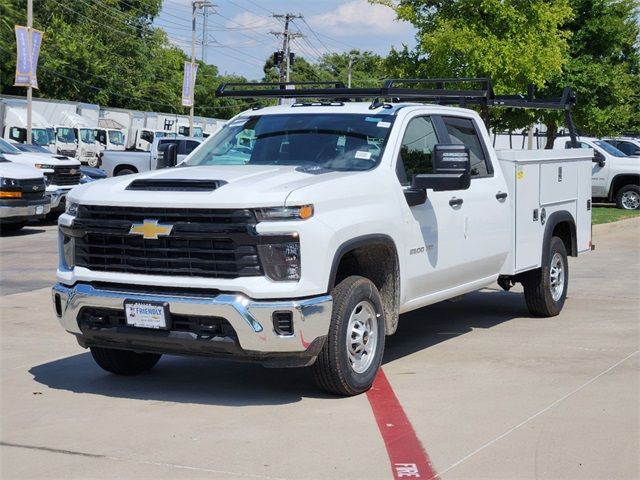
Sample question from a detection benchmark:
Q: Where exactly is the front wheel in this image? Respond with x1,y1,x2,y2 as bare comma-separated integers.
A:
87,156,100,168
312,276,385,396
522,236,568,317
616,185,640,210
90,347,161,375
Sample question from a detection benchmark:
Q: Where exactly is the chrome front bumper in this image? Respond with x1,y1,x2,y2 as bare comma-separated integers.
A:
52,283,332,355
0,199,50,219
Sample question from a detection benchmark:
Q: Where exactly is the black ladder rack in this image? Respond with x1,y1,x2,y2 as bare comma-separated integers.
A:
215,77,578,146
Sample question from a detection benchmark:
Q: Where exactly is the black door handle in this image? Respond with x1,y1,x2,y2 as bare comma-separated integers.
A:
496,192,508,200
449,197,463,207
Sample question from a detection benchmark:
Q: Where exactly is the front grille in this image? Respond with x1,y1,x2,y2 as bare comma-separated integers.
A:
17,178,46,200
78,307,238,339
58,149,76,157
52,165,81,186
73,206,266,278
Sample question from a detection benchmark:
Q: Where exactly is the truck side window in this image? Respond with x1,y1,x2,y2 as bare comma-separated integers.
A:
179,140,200,155
397,116,438,185
442,116,489,177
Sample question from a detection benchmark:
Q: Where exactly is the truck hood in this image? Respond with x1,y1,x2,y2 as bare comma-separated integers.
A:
607,155,640,172
68,165,357,208
0,161,45,180
2,151,80,167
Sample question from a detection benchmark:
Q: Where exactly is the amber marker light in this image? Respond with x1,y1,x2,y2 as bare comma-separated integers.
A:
0,191,22,198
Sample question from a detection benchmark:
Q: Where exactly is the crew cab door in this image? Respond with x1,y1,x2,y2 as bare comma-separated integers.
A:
439,115,510,283
395,114,469,299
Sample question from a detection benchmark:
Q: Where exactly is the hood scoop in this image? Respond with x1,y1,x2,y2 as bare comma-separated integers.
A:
126,179,227,192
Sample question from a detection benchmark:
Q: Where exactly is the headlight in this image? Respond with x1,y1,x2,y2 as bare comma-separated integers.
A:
0,177,18,187
255,205,313,221
258,241,301,281
34,163,56,170
65,201,79,216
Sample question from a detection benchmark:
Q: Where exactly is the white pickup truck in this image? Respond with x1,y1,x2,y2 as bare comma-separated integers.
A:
52,80,592,395
556,136,640,210
0,138,81,214
0,155,50,232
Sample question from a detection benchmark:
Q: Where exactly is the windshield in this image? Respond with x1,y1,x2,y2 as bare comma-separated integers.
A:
184,114,395,171
57,127,76,143
594,140,627,157
193,127,203,137
79,128,96,144
154,131,167,139
0,138,21,154
108,130,125,145
31,128,50,146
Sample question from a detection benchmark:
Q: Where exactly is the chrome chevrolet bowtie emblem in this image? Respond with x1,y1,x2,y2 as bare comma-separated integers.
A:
129,220,174,240
32,185,39,191
69,169,78,175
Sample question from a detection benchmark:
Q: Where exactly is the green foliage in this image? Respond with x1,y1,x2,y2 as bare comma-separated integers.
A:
540,0,640,138
377,0,640,137
0,0,254,118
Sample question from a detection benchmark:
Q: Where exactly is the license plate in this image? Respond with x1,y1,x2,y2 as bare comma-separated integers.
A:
124,301,169,329
35,205,44,215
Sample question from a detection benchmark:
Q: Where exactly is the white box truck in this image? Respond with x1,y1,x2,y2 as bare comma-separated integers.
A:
0,97,56,152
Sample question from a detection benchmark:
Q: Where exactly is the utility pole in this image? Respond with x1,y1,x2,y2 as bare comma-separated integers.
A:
200,3,215,64
347,56,355,88
270,14,303,83
26,0,33,145
190,1,213,135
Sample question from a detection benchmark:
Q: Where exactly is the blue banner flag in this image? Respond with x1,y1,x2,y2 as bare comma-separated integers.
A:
181,62,198,107
14,25,43,88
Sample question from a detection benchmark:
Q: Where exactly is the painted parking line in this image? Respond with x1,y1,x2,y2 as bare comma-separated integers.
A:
367,369,437,480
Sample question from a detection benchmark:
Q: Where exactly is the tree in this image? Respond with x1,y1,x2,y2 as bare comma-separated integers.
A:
540,0,640,142
317,50,386,87
376,0,640,140
0,0,260,119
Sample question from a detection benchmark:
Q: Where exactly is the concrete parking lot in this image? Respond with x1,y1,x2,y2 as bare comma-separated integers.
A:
1,219,638,479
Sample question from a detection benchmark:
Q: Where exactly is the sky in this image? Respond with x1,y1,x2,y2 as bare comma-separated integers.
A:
156,0,417,79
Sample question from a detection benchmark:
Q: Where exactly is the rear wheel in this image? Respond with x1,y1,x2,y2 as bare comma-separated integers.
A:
90,347,161,375
522,236,568,317
115,168,136,176
616,185,640,210
312,276,385,396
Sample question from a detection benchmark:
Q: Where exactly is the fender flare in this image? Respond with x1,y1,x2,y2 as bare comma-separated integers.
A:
327,234,399,291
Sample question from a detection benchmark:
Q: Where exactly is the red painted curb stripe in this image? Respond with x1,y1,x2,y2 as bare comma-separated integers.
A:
366,369,438,480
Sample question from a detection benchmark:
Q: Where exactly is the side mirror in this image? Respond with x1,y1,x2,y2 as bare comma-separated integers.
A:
412,144,471,192
593,150,606,167
157,143,177,168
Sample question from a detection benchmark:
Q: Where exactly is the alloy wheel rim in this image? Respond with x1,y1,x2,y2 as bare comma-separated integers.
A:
549,252,565,301
621,191,640,210
346,300,378,374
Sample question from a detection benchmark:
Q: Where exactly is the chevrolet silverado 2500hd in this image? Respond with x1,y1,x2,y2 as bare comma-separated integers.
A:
52,80,593,395
0,155,50,232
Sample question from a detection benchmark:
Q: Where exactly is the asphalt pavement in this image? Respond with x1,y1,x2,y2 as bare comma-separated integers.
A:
0,218,638,479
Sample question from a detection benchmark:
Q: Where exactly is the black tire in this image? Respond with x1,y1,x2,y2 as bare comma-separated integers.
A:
87,156,100,168
115,168,136,176
0,222,26,234
312,275,385,396
615,184,640,210
90,347,161,375
522,236,568,317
